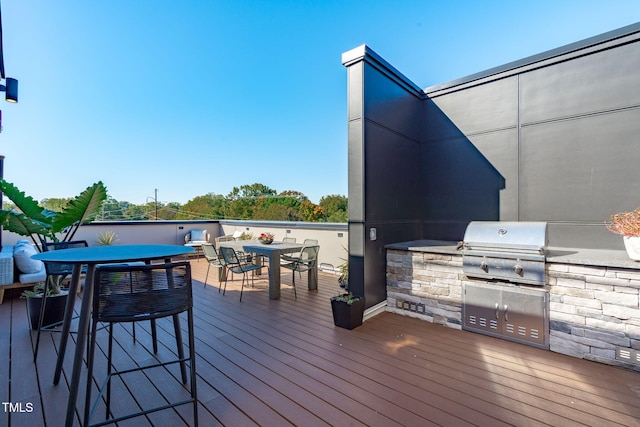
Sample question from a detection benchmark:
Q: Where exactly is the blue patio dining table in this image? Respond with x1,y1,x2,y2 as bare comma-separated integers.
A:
218,240,317,299
32,244,194,427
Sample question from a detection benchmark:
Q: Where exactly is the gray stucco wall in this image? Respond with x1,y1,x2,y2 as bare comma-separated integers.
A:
344,23,640,308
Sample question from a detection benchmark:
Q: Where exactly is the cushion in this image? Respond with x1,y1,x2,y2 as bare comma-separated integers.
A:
190,230,207,242
13,241,45,274
19,269,46,284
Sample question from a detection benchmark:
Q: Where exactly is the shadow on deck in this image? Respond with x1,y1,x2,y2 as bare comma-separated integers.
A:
1,257,640,426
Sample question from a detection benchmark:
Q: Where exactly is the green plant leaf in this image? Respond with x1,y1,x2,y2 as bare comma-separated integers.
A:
0,211,51,237
0,179,50,224
52,181,107,240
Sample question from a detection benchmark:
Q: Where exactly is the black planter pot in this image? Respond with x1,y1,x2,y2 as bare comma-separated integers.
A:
330,295,365,330
26,292,68,330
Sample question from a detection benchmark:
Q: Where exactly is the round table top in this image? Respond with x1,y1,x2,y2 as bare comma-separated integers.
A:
32,244,194,264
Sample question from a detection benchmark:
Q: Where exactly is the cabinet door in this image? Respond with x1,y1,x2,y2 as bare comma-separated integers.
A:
501,288,547,348
463,283,501,335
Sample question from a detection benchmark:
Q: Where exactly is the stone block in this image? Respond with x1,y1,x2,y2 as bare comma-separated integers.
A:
615,271,640,280
550,301,576,314
549,320,572,334
555,277,586,289
585,275,626,287
550,333,589,358
626,324,640,340
584,328,630,347
589,347,617,360
586,317,626,333
602,304,640,320
595,290,638,307
563,296,601,310
547,263,569,273
550,311,586,325
549,287,593,299
567,265,605,277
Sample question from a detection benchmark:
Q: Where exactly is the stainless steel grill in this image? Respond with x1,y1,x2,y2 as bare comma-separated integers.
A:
462,221,548,286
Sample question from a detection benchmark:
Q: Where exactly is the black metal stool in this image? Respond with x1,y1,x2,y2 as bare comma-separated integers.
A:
83,261,198,426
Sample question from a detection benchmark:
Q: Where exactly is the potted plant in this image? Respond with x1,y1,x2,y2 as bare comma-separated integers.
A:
0,179,107,325
337,249,348,289
330,292,365,330
257,232,274,244
606,207,640,261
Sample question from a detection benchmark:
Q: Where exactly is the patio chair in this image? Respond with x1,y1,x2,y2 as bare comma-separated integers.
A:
281,238,318,263
219,246,268,301
33,240,88,362
283,237,296,243
83,261,198,427
280,245,319,299
184,229,210,260
202,243,226,291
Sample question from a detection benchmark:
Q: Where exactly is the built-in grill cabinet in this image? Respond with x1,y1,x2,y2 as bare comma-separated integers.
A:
463,282,549,349
461,221,549,349
462,221,547,286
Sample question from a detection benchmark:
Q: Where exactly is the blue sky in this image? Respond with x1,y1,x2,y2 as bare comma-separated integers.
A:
1,1,639,205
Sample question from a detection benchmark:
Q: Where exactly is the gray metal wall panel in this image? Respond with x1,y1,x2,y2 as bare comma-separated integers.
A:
422,135,504,221
348,119,365,223
364,122,422,222
363,62,423,142
428,77,518,137
520,43,640,124
519,108,640,221
347,64,363,121
465,130,519,221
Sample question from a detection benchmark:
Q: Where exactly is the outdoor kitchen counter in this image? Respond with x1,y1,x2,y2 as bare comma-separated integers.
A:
386,239,640,270
545,246,640,270
385,239,461,255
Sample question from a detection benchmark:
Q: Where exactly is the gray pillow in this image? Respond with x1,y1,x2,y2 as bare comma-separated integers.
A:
13,241,44,274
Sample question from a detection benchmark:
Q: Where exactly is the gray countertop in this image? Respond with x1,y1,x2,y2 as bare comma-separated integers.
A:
385,239,640,270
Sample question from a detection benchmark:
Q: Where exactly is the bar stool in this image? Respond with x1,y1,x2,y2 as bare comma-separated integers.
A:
83,261,198,426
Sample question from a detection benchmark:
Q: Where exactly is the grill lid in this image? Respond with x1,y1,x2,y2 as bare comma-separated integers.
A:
463,221,548,254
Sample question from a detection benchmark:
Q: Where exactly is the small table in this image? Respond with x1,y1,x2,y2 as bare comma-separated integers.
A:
218,240,316,299
32,244,194,427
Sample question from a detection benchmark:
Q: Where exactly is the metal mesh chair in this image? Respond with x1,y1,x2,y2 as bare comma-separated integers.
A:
219,246,268,301
202,243,226,291
33,240,88,362
281,245,319,299
83,261,198,427
281,238,318,264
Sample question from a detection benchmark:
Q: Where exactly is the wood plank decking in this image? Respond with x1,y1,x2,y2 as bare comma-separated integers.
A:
1,257,640,426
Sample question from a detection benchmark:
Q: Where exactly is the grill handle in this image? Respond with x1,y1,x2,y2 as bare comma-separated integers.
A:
504,304,509,321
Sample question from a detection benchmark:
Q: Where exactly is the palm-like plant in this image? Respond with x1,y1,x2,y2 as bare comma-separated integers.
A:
0,179,107,247
0,179,107,294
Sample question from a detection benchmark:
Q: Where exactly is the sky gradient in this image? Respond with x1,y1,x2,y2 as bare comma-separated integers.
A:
1,1,639,205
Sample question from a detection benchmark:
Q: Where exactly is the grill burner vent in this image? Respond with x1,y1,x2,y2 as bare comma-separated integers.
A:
462,221,548,286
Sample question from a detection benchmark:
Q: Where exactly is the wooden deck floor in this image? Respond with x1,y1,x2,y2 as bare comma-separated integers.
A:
2,258,640,426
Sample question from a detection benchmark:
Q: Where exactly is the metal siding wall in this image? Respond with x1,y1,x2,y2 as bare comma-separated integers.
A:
423,34,640,249
360,61,424,307
345,52,424,307
422,77,515,239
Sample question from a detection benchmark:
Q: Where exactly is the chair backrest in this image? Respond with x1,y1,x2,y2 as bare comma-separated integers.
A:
219,246,240,266
93,261,192,323
299,245,319,263
283,237,296,243
303,239,318,246
201,243,217,260
186,229,209,243
214,235,234,249
42,240,89,276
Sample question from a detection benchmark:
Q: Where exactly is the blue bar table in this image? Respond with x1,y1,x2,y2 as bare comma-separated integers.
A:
32,244,194,427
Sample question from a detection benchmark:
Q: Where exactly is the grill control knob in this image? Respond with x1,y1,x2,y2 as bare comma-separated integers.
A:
514,264,523,276
480,262,488,272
